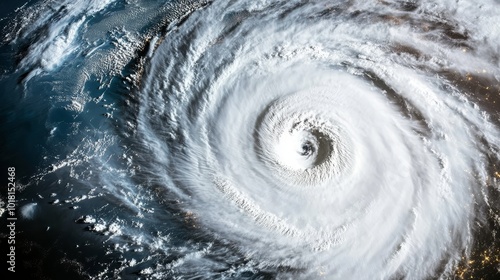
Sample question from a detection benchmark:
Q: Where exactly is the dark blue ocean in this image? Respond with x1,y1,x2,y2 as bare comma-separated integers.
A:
0,1,222,279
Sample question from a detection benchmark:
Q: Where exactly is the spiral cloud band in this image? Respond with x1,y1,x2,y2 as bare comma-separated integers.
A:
4,0,500,278
126,0,500,278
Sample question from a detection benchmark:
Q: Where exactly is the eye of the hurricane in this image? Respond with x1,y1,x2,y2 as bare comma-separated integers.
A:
255,89,355,186
300,140,314,157
275,128,331,170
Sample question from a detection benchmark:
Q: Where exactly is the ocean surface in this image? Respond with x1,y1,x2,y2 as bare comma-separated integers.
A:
1,0,500,279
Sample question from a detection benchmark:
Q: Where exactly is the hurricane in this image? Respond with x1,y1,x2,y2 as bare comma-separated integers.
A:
1,0,499,279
